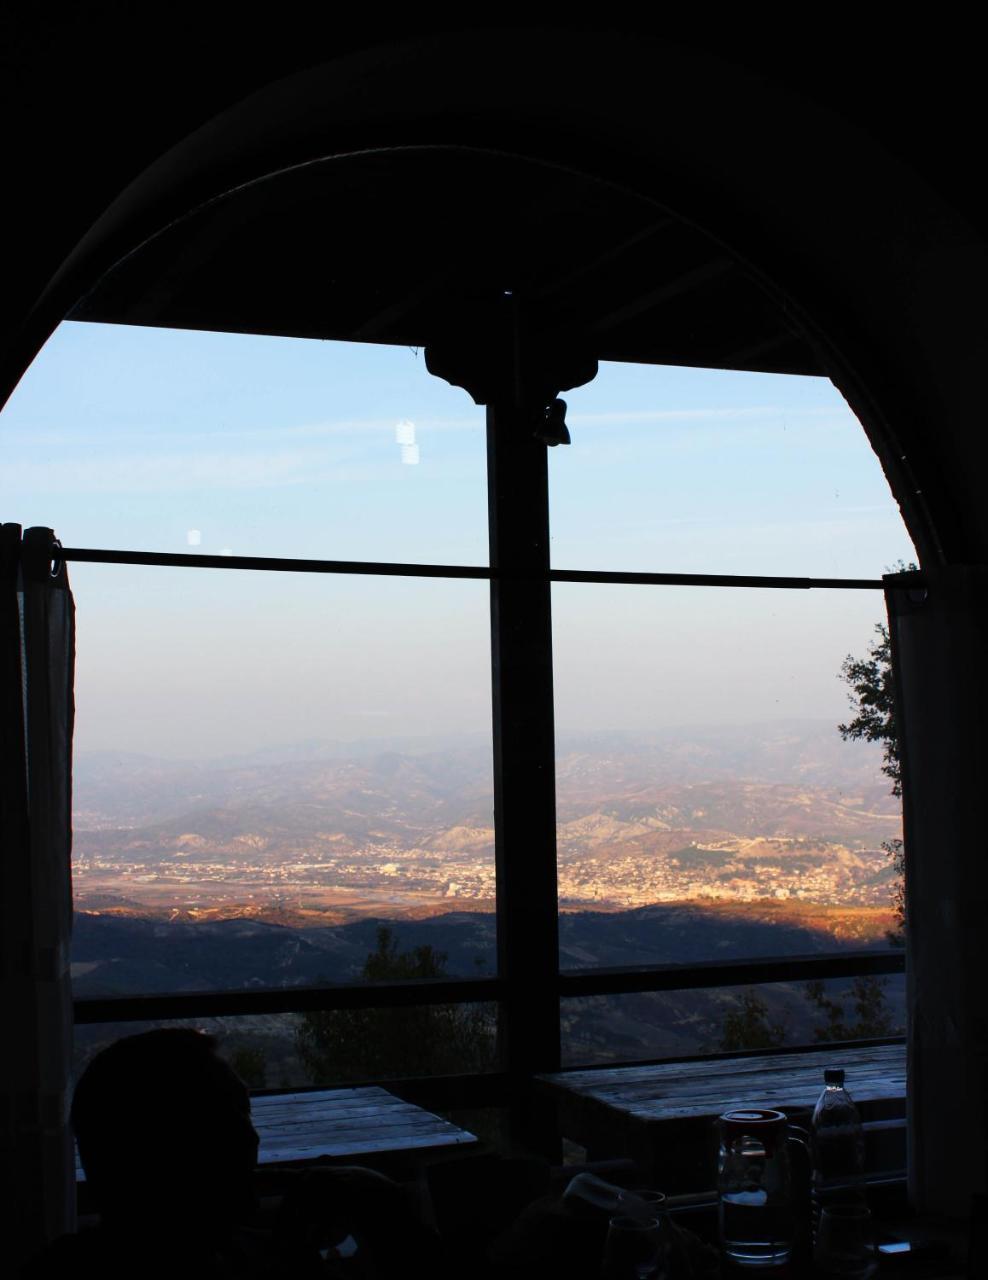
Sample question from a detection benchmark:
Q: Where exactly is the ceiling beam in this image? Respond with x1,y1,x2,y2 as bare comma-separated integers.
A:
592,257,735,334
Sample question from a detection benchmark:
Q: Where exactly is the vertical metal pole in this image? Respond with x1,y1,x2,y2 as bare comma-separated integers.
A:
487,398,562,1139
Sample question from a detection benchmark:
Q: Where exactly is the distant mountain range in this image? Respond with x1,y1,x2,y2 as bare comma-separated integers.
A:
74,719,891,828
70,721,901,927
69,723,904,1084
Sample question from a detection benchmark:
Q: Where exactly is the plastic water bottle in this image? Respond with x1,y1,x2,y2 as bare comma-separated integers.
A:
810,1067,866,1239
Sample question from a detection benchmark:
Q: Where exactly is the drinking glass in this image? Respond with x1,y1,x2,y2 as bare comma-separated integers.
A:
602,1215,665,1280
617,1189,667,1223
616,1192,671,1275
814,1204,879,1279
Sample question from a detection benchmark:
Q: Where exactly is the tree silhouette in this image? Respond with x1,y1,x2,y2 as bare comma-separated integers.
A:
295,925,496,1083
803,976,899,1041
838,623,900,797
716,988,789,1052
839,612,908,942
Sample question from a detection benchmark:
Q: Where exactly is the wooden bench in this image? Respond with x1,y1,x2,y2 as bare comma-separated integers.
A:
538,1044,906,1193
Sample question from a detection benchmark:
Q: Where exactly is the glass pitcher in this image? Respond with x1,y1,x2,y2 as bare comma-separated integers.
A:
718,1108,807,1268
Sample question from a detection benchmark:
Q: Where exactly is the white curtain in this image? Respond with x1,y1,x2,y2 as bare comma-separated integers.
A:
0,524,76,1265
886,566,988,1216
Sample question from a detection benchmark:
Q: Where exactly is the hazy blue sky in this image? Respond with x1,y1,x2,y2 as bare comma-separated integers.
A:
0,322,916,758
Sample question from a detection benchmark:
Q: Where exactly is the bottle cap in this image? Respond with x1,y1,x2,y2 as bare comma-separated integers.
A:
824,1068,845,1085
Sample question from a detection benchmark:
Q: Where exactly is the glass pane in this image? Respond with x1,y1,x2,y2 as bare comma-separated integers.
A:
71,566,495,993
553,585,903,967
0,322,488,564
561,976,906,1066
549,362,916,578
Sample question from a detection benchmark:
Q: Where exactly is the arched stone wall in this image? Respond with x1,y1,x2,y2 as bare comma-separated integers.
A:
10,30,987,561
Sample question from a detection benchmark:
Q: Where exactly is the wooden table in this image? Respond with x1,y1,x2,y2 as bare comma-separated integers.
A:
76,1084,477,1181
250,1085,477,1165
538,1044,906,1192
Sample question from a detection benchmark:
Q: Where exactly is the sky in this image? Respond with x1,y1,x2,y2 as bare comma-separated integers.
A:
0,321,917,759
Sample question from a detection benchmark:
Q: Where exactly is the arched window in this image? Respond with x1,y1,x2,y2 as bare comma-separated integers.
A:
0,145,914,1182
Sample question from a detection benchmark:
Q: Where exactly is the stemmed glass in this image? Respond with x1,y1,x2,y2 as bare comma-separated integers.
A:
602,1214,666,1280
617,1190,668,1223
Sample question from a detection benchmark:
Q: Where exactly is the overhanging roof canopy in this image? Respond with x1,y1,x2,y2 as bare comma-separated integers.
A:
72,148,820,377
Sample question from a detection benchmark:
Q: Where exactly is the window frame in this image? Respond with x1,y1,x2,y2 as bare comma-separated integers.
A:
64,389,907,1105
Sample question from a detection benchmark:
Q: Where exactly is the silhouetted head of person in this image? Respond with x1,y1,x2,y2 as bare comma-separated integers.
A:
72,1029,259,1236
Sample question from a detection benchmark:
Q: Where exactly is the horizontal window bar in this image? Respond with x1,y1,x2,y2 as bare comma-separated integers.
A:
558,950,905,998
74,952,902,1024
57,546,888,590
541,1033,906,1078
550,569,885,590
57,546,492,580
74,975,505,1024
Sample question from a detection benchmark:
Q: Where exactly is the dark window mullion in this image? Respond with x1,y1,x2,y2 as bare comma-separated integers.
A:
72,949,903,1027
487,400,561,1081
